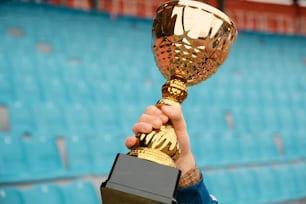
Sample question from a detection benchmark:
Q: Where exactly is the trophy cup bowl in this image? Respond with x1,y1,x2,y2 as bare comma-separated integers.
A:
101,1,237,203
152,0,237,86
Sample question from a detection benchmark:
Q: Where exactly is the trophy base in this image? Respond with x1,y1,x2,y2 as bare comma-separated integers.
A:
100,153,181,204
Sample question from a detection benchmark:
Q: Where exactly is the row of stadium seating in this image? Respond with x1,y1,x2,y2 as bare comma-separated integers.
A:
205,162,306,204
1,130,305,183
3,101,306,136
0,180,100,204
0,102,306,137
1,163,306,204
0,133,125,183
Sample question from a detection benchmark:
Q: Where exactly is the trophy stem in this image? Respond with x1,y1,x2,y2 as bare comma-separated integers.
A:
129,75,188,167
158,74,188,105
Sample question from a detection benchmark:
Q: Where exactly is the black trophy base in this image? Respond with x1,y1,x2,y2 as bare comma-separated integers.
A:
100,153,181,204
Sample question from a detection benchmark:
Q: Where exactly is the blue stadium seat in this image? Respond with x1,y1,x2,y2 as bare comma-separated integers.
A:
89,104,120,132
65,135,92,176
0,70,12,103
274,165,300,201
263,108,282,132
12,74,41,103
64,103,93,134
23,136,65,181
87,131,127,175
31,102,67,136
296,130,306,157
10,53,37,77
281,131,302,160
185,106,228,132
65,79,93,104
255,166,282,203
0,188,24,204
61,181,100,204
90,81,117,105
118,104,143,133
238,133,262,164
230,168,261,203
40,77,68,104
34,54,63,79
0,136,27,183
8,101,34,134
256,132,281,163
219,133,243,165
204,169,237,204
294,108,306,130
191,132,223,167
278,108,296,131
291,163,306,199
22,184,64,204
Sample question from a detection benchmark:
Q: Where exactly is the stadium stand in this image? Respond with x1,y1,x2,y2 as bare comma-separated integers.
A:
0,1,306,204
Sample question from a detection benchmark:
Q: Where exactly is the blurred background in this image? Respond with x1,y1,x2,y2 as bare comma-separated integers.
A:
0,0,306,203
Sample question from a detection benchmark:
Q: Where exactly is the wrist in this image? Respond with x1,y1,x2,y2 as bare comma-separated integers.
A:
176,151,202,187
176,151,196,174
178,167,202,188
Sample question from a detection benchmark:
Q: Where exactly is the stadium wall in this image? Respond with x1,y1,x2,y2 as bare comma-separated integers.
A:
44,0,306,35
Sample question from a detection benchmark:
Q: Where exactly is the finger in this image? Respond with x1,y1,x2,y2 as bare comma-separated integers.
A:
144,105,168,124
144,105,162,115
132,122,153,134
138,114,163,129
125,136,138,149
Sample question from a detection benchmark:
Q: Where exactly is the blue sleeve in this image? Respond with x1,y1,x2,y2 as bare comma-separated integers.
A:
176,175,218,204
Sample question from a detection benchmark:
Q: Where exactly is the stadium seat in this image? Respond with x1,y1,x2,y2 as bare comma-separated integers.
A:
0,136,27,183
31,102,67,136
12,74,41,103
255,166,283,203
23,136,65,180
291,163,306,199
0,70,12,103
191,132,223,167
204,169,237,204
87,131,127,175
256,132,281,163
281,131,302,160
296,130,306,157
61,181,100,204
40,77,68,104
64,103,93,134
230,167,261,203
22,184,64,204
8,101,34,134
238,133,261,164
218,132,242,165
65,135,92,176
65,79,93,105
0,188,24,204
274,165,300,201
89,103,120,132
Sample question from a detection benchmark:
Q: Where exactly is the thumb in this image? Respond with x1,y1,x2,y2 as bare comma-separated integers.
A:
161,104,186,134
160,104,190,155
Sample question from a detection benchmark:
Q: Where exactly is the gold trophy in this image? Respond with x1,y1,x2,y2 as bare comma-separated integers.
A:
101,0,237,203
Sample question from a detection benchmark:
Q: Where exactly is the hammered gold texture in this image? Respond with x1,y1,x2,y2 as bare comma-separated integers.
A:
161,76,188,103
152,0,237,86
136,124,180,161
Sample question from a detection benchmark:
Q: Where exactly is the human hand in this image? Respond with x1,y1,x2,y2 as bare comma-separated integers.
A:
125,104,196,176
